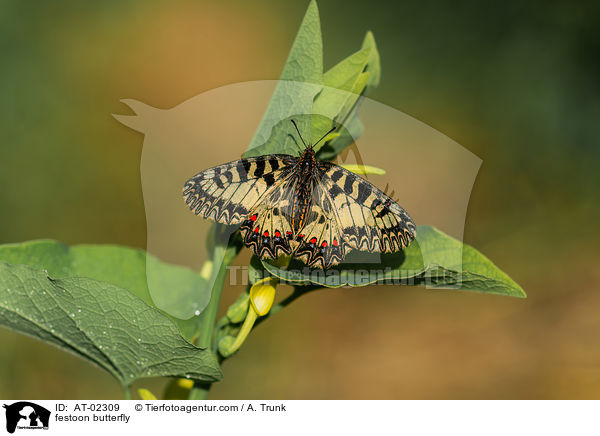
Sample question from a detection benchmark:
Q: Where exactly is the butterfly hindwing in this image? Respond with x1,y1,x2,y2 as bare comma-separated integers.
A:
290,182,351,268
239,177,297,260
238,168,352,269
183,155,296,225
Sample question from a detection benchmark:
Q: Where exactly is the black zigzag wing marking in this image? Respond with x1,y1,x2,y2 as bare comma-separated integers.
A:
239,176,298,260
182,154,296,225
318,164,416,254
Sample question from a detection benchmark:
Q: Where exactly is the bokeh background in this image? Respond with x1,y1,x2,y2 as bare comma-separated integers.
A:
1,0,599,399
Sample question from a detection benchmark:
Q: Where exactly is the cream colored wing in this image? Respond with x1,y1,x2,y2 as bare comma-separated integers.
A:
288,180,353,269
239,175,298,260
240,162,416,269
182,154,296,225
319,163,416,254
289,163,416,268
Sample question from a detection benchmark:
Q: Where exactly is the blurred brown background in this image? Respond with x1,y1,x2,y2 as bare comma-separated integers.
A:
1,0,599,399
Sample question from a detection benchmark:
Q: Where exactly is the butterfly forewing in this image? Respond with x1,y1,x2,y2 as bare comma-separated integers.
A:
182,154,296,225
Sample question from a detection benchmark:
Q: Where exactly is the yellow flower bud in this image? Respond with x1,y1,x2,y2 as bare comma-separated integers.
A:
163,378,194,400
199,260,213,280
250,278,277,316
177,378,194,389
138,388,157,400
218,277,279,358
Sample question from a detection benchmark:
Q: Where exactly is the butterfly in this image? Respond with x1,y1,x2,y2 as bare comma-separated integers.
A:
183,121,416,269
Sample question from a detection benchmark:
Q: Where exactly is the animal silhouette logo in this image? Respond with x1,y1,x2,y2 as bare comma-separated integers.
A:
2,402,50,434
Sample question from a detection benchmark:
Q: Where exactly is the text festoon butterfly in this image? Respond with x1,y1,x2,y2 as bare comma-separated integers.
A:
183,121,416,269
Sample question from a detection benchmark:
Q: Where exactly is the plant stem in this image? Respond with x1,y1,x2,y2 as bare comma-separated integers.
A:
218,309,258,357
254,285,320,327
195,246,228,350
122,384,132,400
188,227,236,400
188,382,212,400
188,263,226,401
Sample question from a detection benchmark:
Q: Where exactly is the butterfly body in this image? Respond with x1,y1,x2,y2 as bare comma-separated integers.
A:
290,147,320,233
183,142,416,269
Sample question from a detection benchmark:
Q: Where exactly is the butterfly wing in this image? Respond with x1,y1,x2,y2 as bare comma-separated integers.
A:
286,180,352,268
239,172,299,260
184,154,416,270
183,155,296,225
292,163,416,268
238,168,351,268
319,163,416,254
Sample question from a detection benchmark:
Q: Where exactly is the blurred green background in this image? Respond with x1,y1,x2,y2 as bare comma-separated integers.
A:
1,0,599,399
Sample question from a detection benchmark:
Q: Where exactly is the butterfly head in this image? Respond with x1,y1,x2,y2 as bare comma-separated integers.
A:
299,146,317,167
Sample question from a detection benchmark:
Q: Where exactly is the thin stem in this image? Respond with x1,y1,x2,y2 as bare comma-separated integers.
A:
188,227,239,400
122,384,132,400
219,309,258,357
187,262,226,401
195,250,228,350
188,382,212,400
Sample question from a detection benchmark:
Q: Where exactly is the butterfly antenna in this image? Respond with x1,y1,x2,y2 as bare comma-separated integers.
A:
290,120,308,149
313,124,338,148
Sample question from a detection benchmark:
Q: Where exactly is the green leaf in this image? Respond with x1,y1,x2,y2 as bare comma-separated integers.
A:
244,0,323,157
0,240,209,340
242,7,379,162
361,31,381,87
311,48,370,149
316,110,363,161
0,262,222,387
261,225,525,298
315,32,381,159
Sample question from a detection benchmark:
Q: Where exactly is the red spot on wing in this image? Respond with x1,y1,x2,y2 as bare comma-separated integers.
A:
250,214,258,222
333,239,338,246
321,241,327,247
298,234,305,239
263,230,269,237
274,230,281,238
310,237,317,244
254,226,260,233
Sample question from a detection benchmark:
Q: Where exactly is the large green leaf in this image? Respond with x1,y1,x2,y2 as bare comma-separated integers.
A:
261,226,525,298
0,240,209,340
0,262,222,388
243,3,380,161
244,0,323,157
